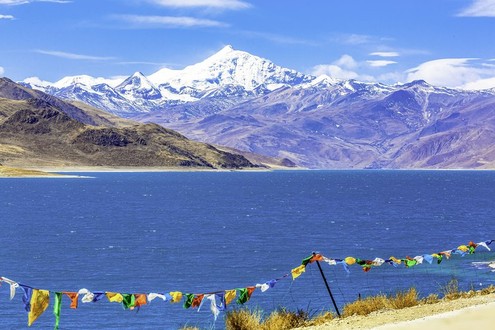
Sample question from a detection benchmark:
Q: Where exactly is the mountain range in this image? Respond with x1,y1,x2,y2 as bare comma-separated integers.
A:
21,46,495,169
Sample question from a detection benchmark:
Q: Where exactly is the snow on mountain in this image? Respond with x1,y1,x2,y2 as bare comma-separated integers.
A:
19,45,495,119
20,45,318,116
53,75,125,89
115,72,162,103
149,45,313,93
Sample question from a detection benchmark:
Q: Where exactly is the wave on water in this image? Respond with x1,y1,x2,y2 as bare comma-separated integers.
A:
472,261,495,272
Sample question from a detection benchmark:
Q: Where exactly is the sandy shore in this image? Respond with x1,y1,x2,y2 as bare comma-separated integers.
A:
0,165,279,177
25,165,277,173
300,293,495,330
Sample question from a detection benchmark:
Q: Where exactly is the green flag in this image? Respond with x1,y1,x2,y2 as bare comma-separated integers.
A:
53,292,62,330
301,255,313,266
183,294,194,309
122,294,136,310
403,259,418,268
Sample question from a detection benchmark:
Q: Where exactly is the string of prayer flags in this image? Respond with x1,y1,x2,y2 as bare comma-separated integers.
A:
1,239,493,328
320,240,494,274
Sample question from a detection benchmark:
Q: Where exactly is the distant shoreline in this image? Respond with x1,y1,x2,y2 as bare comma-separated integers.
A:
2,165,494,178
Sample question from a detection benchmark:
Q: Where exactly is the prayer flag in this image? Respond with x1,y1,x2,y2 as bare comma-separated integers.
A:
344,257,356,265
147,293,167,302
122,294,136,310
1,277,19,300
301,255,313,266
134,294,147,309
53,292,62,330
192,294,204,308
63,292,78,309
169,291,183,303
225,289,236,305
236,287,255,305
20,285,33,312
291,264,306,280
28,289,50,327
183,294,194,309
106,292,123,303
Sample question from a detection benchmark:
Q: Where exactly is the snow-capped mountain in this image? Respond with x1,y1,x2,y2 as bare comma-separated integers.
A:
22,45,317,116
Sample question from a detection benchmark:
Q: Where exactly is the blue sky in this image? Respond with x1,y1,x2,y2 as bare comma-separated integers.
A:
1,0,495,89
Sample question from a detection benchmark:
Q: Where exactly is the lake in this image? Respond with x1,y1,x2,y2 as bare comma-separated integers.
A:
1,170,494,329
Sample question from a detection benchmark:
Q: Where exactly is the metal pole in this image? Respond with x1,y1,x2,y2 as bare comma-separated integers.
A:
314,254,341,317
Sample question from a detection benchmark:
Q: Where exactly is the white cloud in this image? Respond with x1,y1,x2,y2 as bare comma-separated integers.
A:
114,15,228,28
35,49,116,61
458,0,495,17
0,14,14,19
0,0,70,4
311,55,374,81
406,58,495,90
144,0,250,10
333,54,358,69
0,66,4,76
367,60,397,67
340,34,374,45
369,51,399,57
462,77,495,90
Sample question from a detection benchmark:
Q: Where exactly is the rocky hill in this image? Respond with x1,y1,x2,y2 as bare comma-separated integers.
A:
0,78,255,169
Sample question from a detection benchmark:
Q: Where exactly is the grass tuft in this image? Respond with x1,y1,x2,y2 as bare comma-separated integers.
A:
441,278,460,300
225,308,262,330
422,293,440,304
261,309,309,330
343,288,419,317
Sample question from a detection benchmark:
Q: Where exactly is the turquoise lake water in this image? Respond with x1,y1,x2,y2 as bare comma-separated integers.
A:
1,170,494,329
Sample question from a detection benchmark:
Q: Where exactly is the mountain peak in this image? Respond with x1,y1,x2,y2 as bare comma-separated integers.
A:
131,71,146,78
217,45,235,55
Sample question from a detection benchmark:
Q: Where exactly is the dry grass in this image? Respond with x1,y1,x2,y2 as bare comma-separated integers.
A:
221,283,495,330
225,308,311,330
342,288,419,317
261,309,309,330
422,293,440,304
0,165,61,177
441,278,461,300
225,309,262,330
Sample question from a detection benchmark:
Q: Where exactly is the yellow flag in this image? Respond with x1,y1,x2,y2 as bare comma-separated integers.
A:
344,257,356,265
169,291,183,303
106,292,124,303
28,289,50,326
457,245,469,252
225,289,236,305
291,264,306,280
389,256,402,264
